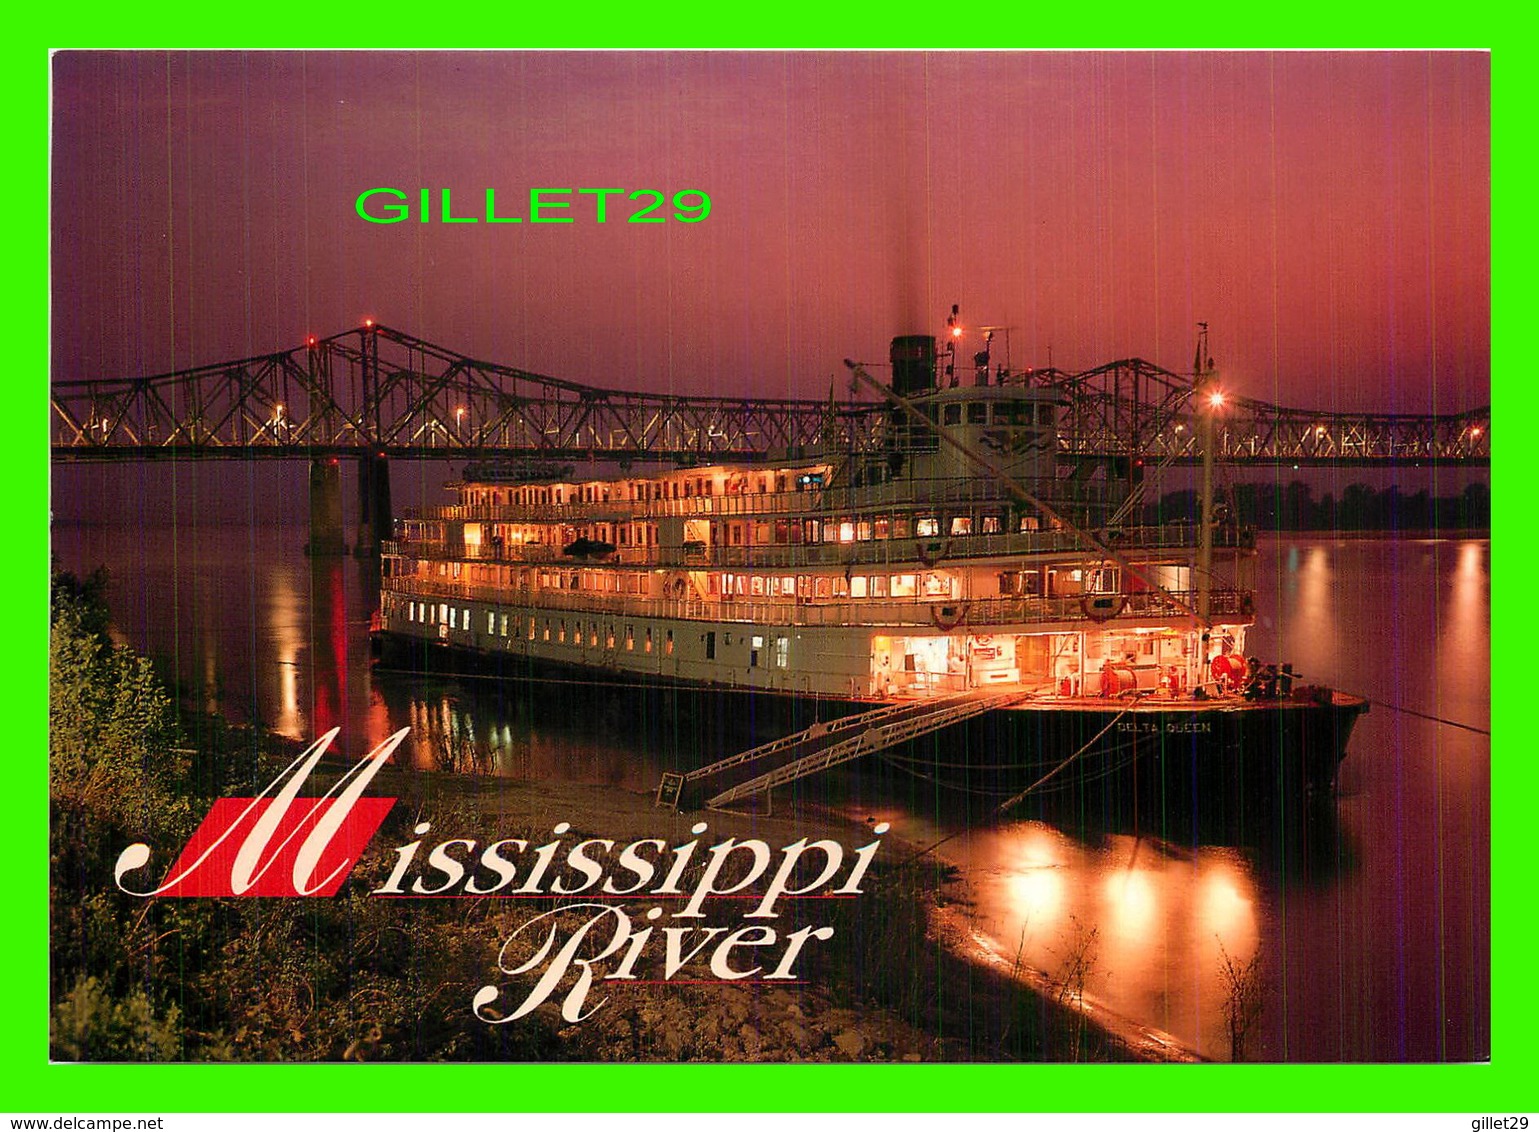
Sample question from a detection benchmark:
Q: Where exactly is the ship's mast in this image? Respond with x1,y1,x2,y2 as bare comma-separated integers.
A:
1194,323,1219,684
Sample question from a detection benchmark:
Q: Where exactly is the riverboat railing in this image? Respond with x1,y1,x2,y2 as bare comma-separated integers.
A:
383,574,1249,629
407,475,1121,526
383,523,1247,571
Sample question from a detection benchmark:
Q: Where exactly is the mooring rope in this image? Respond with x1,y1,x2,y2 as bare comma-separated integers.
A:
1252,663,1491,737
1353,695,1488,736
878,736,1146,799
895,699,1145,866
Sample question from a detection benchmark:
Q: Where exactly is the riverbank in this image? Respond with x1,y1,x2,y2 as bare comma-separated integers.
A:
374,761,1185,1062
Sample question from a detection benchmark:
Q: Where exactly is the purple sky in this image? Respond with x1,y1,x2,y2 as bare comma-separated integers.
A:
51,51,1489,415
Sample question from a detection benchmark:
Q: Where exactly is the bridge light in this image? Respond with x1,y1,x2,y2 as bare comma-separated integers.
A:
1471,426,1483,438
363,318,375,329
1315,425,1326,437
1207,391,1226,409
306,335,317,348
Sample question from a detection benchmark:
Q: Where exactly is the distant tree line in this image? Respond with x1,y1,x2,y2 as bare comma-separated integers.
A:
1140,481,1490,532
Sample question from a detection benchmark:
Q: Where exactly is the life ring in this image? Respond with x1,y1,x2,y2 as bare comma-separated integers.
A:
665,574,689,601
1080,593,1129,622
931,601,970,631
916,539,951,567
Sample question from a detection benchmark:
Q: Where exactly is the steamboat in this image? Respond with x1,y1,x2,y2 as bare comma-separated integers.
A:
376,328,1365,800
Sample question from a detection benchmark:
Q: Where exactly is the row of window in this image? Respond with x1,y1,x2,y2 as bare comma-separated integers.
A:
406,510,1044,556
392,597,797,670
398,598,679,655
923,400,1055,427
710,572,958,601
460,468,828,509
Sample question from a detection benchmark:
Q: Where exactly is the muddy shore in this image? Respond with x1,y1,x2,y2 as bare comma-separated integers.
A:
376,763,1197,1063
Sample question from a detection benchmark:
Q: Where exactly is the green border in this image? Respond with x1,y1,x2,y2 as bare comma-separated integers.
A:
15,12,1513,1115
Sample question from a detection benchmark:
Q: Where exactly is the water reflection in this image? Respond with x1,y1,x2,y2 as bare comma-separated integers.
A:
268,563,304,739
915,818,1264,1058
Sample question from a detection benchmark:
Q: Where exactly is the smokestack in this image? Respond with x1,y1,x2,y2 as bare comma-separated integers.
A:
890,335,937,396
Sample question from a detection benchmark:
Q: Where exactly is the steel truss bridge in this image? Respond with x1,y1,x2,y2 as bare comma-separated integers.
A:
51,324,1490,469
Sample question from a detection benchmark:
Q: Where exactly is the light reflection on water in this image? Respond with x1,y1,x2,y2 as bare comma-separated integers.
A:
935,823,1262,1058
51,523,1489,1062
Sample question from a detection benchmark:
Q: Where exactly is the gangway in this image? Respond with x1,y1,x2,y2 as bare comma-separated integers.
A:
654,687,1032,811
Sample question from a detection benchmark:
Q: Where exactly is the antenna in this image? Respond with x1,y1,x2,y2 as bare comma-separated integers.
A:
1195,321,1212,375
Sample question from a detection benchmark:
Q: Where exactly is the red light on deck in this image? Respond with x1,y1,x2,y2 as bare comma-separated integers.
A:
363,318,375,329
306,335,317,347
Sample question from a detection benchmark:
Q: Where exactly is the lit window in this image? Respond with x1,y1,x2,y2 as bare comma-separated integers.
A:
917,518,939,537
850,576,868,598
950,516,973,536
839,522,855,543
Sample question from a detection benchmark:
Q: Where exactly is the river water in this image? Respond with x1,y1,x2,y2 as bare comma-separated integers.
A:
51,518,1489,1063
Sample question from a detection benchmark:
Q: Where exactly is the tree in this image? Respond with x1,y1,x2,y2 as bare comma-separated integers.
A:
1217,938,1265,1062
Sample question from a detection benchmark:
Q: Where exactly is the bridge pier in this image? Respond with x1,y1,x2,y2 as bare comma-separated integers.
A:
306,458,347,556
354,453,393,557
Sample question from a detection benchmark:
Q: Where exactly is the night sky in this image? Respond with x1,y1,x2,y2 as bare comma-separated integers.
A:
52,51,1488,416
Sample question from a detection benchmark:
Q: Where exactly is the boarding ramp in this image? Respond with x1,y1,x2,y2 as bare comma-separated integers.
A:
655,687,1031,811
